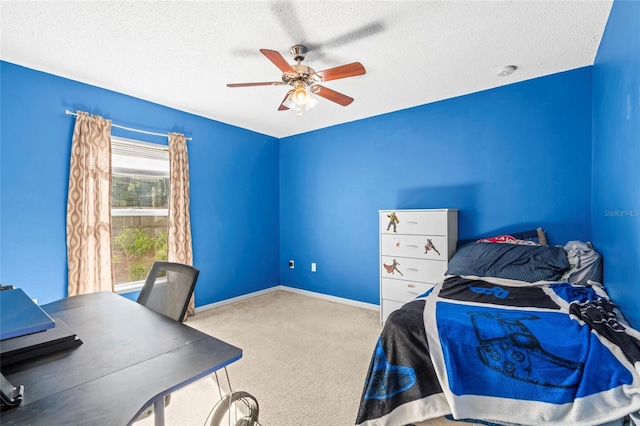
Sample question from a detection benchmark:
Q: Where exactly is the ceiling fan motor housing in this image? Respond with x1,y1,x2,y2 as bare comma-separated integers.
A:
282,63,316,85
290,45,308,62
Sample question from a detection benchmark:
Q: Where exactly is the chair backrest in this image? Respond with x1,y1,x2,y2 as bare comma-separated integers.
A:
136,261,200,322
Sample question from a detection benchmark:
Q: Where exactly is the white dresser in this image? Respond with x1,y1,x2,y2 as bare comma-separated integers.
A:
379,209,458,323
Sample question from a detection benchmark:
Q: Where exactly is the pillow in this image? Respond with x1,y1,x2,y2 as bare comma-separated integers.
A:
446,242,570,282
512,228,547,245
561,241,603,285
477,235,539,246
458,228,547,249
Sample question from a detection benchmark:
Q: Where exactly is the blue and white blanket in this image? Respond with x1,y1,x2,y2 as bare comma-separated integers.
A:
356,276,640,426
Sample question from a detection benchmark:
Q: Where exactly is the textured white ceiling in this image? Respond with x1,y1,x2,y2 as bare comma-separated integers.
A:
1,1,612,138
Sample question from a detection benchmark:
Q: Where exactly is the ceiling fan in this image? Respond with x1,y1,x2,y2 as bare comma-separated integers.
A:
227,45,366,115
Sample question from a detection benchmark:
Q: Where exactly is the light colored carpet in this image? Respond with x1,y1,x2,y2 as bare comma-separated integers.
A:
136,290,469,426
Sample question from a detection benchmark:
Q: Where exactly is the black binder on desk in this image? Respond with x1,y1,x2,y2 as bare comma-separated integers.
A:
0,288,55,340
0,318,82,367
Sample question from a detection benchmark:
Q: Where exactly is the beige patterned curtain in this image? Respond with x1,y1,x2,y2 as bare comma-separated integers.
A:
168,132,195,316
66,111,114,296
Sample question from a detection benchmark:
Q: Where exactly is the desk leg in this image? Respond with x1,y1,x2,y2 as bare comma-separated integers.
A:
154,398,165,426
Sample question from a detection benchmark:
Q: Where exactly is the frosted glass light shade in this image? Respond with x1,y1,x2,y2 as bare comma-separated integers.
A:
293,85,310,105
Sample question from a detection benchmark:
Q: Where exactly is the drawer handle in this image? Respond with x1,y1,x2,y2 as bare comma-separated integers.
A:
407,221,419,224
407,283,421,294
407,268,419,272
407,244,419,248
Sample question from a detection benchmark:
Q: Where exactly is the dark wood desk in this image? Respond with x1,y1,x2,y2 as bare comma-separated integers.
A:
0,291,242,425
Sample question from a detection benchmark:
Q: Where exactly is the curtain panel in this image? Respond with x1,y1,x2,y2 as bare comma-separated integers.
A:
66,111,114,296
168,132,195,317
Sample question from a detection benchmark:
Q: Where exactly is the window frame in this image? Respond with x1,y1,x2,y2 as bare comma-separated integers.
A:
110,136,170,294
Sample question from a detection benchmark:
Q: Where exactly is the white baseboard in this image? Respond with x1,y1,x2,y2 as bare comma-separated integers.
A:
194,286,280,313
195,285,379,314
278,286,379,311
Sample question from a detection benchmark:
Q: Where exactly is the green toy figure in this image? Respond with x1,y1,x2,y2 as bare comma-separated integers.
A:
386,212,399,232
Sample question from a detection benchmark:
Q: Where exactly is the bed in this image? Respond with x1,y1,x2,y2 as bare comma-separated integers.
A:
356,231,640,426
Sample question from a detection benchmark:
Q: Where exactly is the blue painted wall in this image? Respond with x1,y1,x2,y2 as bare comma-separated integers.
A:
592,0,640,328
2,26,631,314
0,61,280,306
280,69,593,305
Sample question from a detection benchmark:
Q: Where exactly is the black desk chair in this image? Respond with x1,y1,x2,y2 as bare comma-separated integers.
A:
136,261,199,323
134,261,199,422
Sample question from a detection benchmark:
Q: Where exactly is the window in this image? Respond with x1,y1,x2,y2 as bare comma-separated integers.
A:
111,137,169,292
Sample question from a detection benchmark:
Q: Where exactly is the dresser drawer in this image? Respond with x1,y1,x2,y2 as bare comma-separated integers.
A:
381,255,447,284
380,210,448,235
381,234,447,261
381,278,433,303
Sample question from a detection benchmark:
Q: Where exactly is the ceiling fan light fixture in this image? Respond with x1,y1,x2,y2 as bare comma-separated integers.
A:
283,93,297,110
284,92,318,116
293,84,310,105
305,96,319,110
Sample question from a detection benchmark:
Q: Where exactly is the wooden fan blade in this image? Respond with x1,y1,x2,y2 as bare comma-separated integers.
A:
278,90,293,111
311,85,354,106
260,49,296,73
227,81,284,87
313,62,366,82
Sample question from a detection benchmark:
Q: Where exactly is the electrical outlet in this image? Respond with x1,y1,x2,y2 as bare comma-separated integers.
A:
289,260,294,269
311,263,316,272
